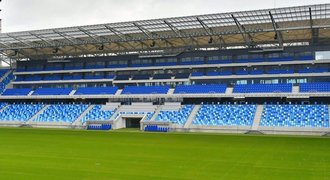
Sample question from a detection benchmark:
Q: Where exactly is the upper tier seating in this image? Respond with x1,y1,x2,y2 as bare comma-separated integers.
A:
121,86,169,95
155,105,194,125
233,84,292,93
2,88,31,96
32,88,72,95
193,104,256,126
298,68,328,73
74,87,118,95
81,105,115,123
174,84,227,94
34,103,88,123
260,104,329,128
299,82,330,93
0,103,44,122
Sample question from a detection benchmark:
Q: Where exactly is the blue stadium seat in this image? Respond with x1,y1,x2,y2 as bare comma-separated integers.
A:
2,88,31,96
193,104,256,126
300,82,330,93
34,103,88,123
233,84,292,93
155,105,194,125
174,84,227,94
32,88,72,95
121,86,169,94
81,105,115,123
0,103,44,122
74,87,118,95
260,104,329,128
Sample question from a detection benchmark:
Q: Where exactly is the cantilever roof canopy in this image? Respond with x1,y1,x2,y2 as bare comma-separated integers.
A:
1,4,330,60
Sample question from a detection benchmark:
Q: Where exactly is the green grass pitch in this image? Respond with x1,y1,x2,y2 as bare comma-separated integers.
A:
0,128,329,180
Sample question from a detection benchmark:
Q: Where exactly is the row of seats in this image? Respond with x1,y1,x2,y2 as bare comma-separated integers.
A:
0,103,44,122
14,67,329,82
34,104,88,123
81,105,115,123
155,105,194,125
15,56,314,72
87,124,112,130
261,105,329,127
144,125,169,132
174,84,227,94
5,83,330,96
121,85,169,95
0,102,328,129
300,83,330,93
233,84,292,93
193,104,256,126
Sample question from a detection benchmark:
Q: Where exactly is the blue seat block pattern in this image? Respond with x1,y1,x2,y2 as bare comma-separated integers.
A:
74,87,118,95
33,88,72,95
233,84,292,93
121,85,169,94
174,84,226,94
81,105,115,123
144,125,169,132
34,104,88,123
300,83,330,93
2,88,31,96
193,104,256,126
87,124,112,130
0,103,44,122
260,104,329,128
155,105,194,125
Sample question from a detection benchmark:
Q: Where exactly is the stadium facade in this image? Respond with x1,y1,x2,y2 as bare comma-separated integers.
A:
0,4,330,135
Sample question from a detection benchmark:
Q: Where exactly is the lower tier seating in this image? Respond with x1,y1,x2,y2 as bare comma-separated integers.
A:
34,103,88,123
155,105,194,125
193,104,256,126
260,104,329,128
0,103,44,122
81,105,115,123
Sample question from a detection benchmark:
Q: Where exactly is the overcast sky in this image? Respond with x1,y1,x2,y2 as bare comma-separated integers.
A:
0,0,329,33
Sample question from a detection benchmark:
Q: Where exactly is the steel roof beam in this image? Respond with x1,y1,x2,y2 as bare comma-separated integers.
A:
104,25,137,49
309,7,318,45
269,11,283,47
133,23,174,48
196,17,214,36
231,14,254,48
53,30,89,52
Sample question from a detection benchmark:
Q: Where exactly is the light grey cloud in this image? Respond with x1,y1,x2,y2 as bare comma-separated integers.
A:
0,0,329,32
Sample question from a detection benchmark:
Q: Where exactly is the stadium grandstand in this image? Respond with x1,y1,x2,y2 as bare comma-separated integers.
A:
0,3,330,135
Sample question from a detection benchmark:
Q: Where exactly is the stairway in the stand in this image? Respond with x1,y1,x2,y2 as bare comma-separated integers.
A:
225,87,233,95
26,105,50,124
183,105,200,128
69,90,76,96
148,105,162,122
292,85,300,94
251,105,264,131
167,89,175,95
72,105,94,125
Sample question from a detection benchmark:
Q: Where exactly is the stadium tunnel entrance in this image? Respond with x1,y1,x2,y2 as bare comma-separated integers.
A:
125,118,141,128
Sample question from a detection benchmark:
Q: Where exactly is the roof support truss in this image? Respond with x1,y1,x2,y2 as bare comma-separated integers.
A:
269,11,283,47
231,14,254,48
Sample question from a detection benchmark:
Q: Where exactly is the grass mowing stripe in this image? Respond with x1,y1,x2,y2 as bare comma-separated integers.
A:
0,128,329,179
